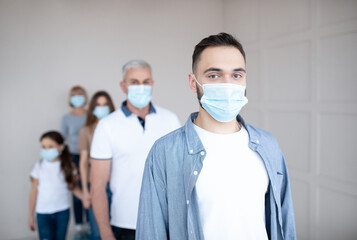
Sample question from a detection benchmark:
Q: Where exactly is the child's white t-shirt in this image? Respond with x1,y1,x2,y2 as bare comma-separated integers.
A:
30,160,70,214
194,124,269,240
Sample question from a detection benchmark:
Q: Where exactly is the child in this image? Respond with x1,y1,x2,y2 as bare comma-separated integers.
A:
78,91,115,240
28,131,82,240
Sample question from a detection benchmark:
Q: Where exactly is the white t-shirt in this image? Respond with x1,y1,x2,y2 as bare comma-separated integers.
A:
194,124,269,240
90,105,181,229
30,160,71,214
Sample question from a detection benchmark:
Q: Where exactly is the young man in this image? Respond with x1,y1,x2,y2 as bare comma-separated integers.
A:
136,33,297,240
90,60,181,240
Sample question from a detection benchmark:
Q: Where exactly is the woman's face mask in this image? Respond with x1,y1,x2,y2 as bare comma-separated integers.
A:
93,106,110,119
70,95,86,108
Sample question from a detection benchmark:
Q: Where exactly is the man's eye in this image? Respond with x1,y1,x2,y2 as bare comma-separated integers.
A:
233,73,242,78
208,74,219,79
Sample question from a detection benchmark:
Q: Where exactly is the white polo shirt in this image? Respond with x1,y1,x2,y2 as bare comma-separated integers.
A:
90,103,181,229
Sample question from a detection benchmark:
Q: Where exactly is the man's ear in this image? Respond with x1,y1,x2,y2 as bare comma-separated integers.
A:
188,73,198,93
120,81,128,94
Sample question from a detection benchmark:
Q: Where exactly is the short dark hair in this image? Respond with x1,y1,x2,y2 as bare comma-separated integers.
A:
192,32,246,73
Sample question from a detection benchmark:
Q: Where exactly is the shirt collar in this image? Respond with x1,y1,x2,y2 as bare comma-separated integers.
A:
121,100,156,117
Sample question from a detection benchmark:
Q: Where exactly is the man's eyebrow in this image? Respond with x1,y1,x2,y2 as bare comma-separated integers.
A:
203,67,246,74
233,68,246,73
203,68,222,74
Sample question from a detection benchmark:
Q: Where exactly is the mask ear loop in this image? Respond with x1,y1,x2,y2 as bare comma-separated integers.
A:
193,75,202,87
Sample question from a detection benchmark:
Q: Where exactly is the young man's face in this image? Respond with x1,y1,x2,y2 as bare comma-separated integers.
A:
189,46,247,97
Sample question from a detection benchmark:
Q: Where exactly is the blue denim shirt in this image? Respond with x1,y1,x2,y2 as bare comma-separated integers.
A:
136,113,297,240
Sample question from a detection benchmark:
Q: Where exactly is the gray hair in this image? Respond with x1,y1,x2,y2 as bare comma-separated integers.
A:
122,59,151,78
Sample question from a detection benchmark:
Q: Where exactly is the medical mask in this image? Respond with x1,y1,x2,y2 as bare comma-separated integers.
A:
70,95,86,107
127,85,152,108
40,148,60,162
93,106,110,119
194,76,248,122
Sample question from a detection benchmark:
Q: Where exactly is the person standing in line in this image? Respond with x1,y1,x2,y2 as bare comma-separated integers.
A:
90,60,181,240
28,131,83,240
136,33,297,240
60,85,89,239
78,91,115,240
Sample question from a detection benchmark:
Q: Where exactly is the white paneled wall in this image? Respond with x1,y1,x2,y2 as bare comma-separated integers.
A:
1,0,356,239
224,0,357,239
0,1,223,239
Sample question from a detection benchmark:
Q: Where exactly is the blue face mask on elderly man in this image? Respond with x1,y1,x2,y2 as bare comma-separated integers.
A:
194,75,248,122
127,85,152,109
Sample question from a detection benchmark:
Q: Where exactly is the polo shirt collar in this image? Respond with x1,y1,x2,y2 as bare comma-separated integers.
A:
121,100,156,117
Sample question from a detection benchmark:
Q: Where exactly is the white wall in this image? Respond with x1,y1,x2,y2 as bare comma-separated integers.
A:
223,0,357,239
1,0,357,239
0,1,223,239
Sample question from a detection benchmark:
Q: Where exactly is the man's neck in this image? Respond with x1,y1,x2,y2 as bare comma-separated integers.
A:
195,108,240,134
126,100,150,119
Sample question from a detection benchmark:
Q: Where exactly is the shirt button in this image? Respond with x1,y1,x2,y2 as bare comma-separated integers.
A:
200,151,205,156
256,140,260,144
193,171,198,175
189,149,193,153
187,200,189,205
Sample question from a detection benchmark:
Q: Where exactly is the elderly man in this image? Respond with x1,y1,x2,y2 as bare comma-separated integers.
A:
90,60,181,240
136,33,297,240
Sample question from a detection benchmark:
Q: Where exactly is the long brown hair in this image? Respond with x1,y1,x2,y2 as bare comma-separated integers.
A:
85,91,115,128
40,131,77,190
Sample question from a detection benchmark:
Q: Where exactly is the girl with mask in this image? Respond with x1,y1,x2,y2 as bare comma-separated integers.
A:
77,91,115,240
60,85,88,238
28,131,82,240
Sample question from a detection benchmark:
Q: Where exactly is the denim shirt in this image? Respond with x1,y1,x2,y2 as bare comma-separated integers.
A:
136,113,297,240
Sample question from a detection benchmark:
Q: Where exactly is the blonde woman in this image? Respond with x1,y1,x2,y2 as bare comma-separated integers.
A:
60,85,88,238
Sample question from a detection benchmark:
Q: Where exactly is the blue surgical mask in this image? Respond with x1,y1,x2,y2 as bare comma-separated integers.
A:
194,75,248,122
93,106,110,119
70,95,86,107
127,85,152,109
40,148,60,162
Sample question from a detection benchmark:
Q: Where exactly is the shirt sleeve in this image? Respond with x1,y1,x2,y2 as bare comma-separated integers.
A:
30,161,40,179
136,143,168,239
77,127,89,152
280,154,297,239
90,120,112,160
